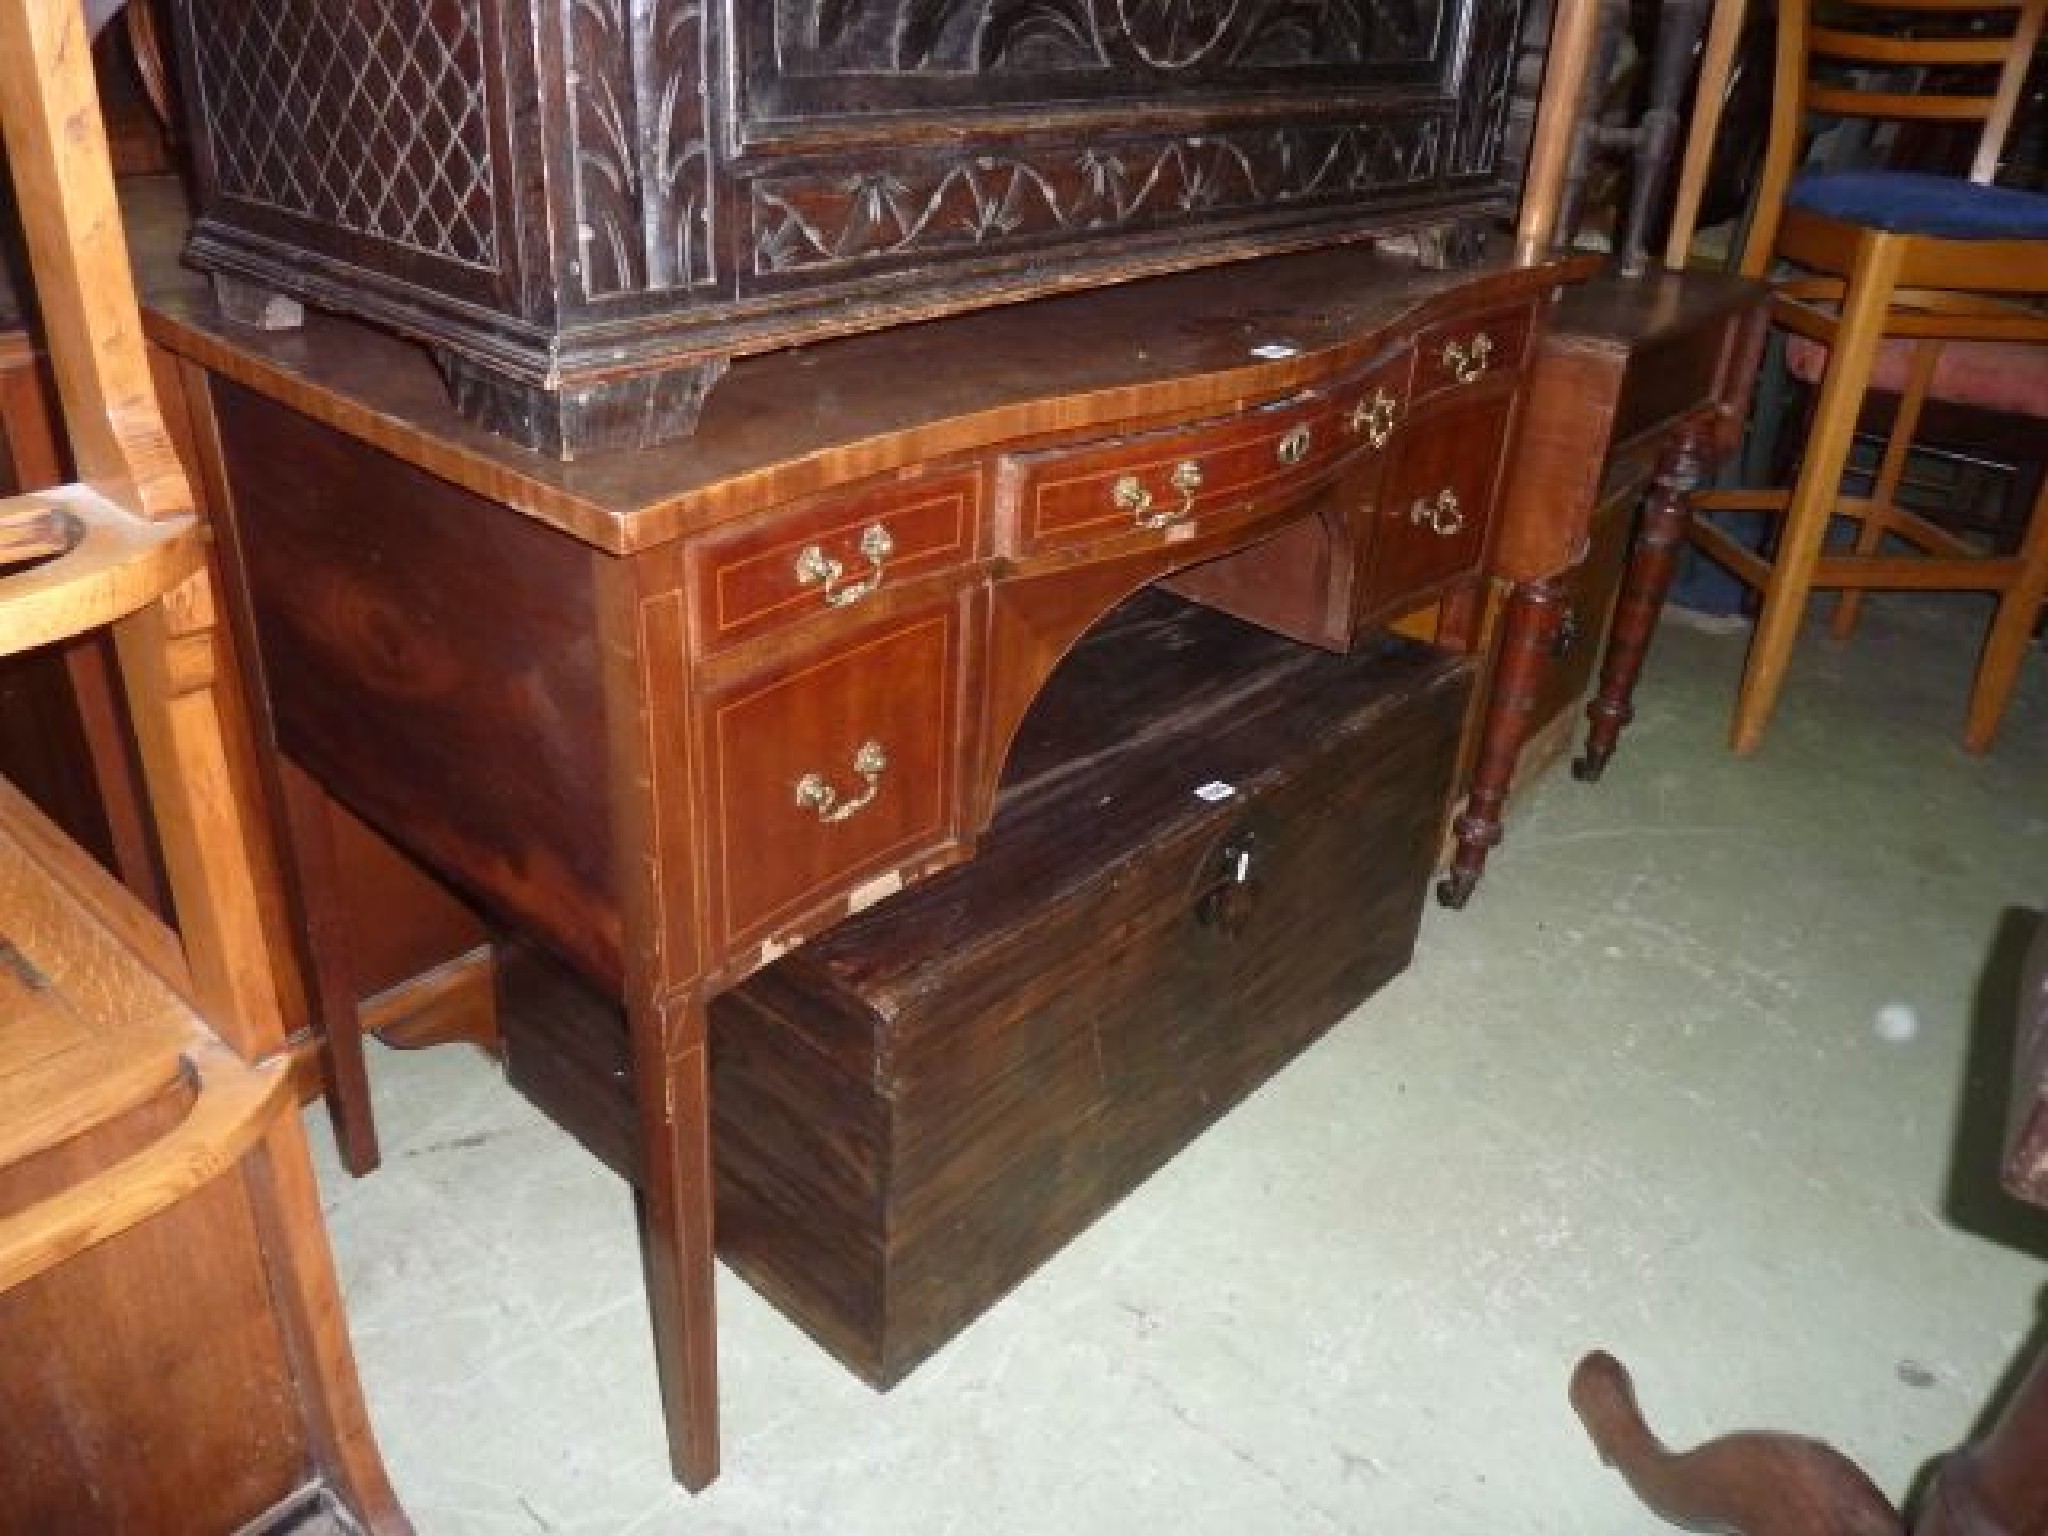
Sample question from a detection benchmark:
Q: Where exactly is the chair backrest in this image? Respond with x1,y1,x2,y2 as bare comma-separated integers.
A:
0,0,288,1059
1738,0,2048,275
0,0,191,534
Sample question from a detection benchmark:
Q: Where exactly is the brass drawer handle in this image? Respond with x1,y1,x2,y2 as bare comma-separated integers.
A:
793,522,895,608
1440,332,1494,384
1113,460,1204,530
1409,488,1466,537
1346,388,1398,448
794,740,888,824
1276,424,1314,466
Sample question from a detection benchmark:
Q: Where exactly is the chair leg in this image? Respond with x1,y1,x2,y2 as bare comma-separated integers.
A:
1733,233,1905,755
1831,343,1940,641
1964,474,2048,754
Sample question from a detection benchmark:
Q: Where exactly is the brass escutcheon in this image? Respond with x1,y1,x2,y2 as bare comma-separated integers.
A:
1276,424,1314,466
1113,459,1205,530
794,740,888,824
793,522,895,608
1440,332,1494,384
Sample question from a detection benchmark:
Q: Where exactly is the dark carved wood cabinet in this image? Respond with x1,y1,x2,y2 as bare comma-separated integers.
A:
163,0,1531,454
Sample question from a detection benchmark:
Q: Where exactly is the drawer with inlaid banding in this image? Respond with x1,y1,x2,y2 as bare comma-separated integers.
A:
698,603,966,955
993,392,1353,561
688,469,981,654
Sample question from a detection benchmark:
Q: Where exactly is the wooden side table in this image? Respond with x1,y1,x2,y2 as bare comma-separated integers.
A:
1437,268,1770,907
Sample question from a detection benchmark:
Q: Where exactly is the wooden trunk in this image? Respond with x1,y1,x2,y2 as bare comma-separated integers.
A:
163,0,1531,456
504,587,1471,1386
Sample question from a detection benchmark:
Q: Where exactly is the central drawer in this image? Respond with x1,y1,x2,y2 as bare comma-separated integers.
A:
995,391,1349,561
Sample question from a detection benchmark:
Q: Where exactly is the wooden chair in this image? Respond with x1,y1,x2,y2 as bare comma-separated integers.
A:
1680,0,2048,754
0,0,405,1527
1569,909,2048,1534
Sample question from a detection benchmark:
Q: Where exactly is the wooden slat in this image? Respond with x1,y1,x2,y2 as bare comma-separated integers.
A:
1808,28,2012,64
1810,552,2025,590
1807,87,1994,122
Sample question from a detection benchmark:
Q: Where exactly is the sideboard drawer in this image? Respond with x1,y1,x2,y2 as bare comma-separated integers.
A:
704,608,962,953
689,470,980,654
1358,394,1515,615
996,393,1343,561
1413,305,1534,405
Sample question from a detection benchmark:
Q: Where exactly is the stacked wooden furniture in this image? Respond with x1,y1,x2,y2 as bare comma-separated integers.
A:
150,235,1579,1488
504,587,1474,1387
125,0,1635,1491
0,0,404,1527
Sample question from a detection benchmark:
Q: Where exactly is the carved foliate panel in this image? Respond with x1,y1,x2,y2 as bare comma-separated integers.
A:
563,0,718,300
751,119,1445,278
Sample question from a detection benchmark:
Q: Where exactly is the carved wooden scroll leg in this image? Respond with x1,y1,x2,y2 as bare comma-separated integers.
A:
1575,425,1707,783
1570,1351,1904,1536
1438,577,1568,909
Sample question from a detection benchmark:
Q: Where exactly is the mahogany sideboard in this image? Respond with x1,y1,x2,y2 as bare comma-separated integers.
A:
145,240,1582,1491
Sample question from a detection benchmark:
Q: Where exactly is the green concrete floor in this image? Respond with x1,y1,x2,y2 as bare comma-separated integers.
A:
310,595,2047,1534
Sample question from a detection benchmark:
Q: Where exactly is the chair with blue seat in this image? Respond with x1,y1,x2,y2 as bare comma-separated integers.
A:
1684,0,2048,754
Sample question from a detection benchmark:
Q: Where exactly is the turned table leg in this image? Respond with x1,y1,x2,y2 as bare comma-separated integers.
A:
1438,577,1570,909
1575,425,1708,784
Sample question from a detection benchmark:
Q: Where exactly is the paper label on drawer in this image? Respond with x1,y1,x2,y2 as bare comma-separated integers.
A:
1193,781,1238,803
1249,343,1299,359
